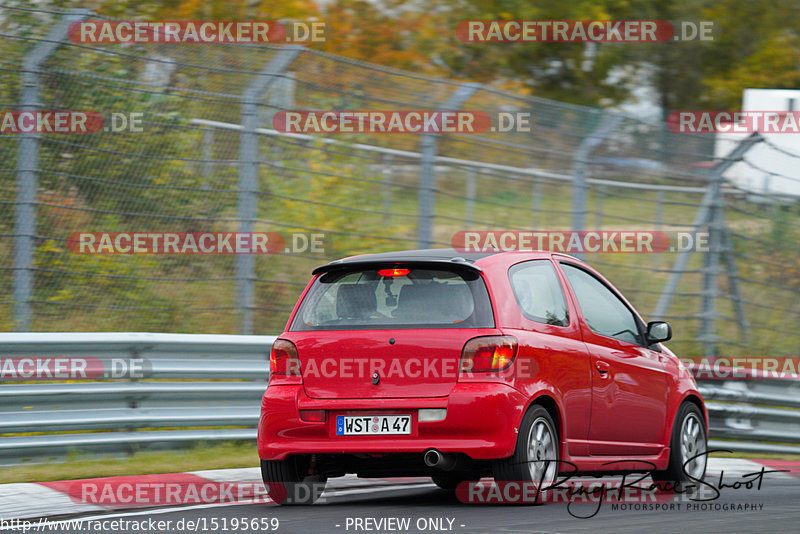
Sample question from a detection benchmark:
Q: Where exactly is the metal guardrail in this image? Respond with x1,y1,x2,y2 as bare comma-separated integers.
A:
0,333,275,464
1,334,799,463
699,377,800,455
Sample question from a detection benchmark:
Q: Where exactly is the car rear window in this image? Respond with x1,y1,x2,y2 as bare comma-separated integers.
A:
290,267,494,330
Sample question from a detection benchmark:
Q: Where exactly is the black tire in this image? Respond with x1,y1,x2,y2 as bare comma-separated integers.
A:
652,402,707,487
493,404,559,485
431,472,478,491
261,457,327,505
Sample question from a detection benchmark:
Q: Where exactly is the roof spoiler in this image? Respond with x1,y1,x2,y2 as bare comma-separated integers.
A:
312,258,482,276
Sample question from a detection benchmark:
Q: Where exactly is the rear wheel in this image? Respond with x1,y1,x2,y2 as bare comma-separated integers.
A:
652,402,707,487
493,405,559,485
261,457,327,505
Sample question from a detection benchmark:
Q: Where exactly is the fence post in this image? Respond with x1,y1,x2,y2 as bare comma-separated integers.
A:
721,218,750,343
652,133,762,355
531,177,542,230
700,172,753,356
416,83,480,248
13,9,91,332
700,188,724,358
654,190,664,268
201,128,214,189
237,46,302,334
595,185,605,229
465,167,476,227
382,154,394,220
570,114,622,256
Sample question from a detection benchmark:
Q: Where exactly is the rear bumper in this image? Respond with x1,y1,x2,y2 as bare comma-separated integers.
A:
257,382,527,460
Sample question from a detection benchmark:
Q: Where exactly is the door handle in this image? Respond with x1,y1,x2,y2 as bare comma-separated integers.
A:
595,361,610,374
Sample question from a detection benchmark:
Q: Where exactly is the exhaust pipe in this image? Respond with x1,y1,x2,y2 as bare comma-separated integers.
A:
423,449,457,471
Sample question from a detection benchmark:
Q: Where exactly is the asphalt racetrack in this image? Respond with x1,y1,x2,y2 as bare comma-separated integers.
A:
15,463,800,534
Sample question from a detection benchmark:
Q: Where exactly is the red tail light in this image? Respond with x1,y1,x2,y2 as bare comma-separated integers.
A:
460,336,518,373
269,339,301,378
299,410,327,422
378,268,410,277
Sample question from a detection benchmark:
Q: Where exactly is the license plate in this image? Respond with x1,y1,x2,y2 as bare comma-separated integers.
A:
336,415,411,435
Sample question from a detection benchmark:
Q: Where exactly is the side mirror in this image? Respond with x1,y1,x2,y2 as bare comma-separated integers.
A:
646,321,672,344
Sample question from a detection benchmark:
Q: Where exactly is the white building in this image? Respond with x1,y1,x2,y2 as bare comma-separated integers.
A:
715,88,800,197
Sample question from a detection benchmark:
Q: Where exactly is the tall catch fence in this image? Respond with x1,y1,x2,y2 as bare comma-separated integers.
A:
1,6,799,361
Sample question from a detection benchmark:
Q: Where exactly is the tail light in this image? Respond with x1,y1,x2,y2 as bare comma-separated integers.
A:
378,268,410,277
460,335,518,373
299,410,327,422
269,339,301,383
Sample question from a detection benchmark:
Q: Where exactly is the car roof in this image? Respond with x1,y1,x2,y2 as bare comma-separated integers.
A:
311,248,580,275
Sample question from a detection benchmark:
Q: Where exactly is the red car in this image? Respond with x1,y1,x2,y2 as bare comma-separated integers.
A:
258,249,707,504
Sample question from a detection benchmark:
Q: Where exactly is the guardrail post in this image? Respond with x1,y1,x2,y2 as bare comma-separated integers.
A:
237,46,302,334
416,83,480,248
570,114,622,257
13,9,91,332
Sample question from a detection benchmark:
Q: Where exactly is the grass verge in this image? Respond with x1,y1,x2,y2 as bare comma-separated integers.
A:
0,441,259,484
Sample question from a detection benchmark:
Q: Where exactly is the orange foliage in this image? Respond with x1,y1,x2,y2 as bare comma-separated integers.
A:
39,187,92,233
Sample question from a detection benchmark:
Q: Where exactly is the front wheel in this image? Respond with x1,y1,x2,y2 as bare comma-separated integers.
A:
261,457,327,505
652,402,707,487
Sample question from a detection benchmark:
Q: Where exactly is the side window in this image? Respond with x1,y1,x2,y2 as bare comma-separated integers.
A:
508,261,569,327
560,263,642,345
